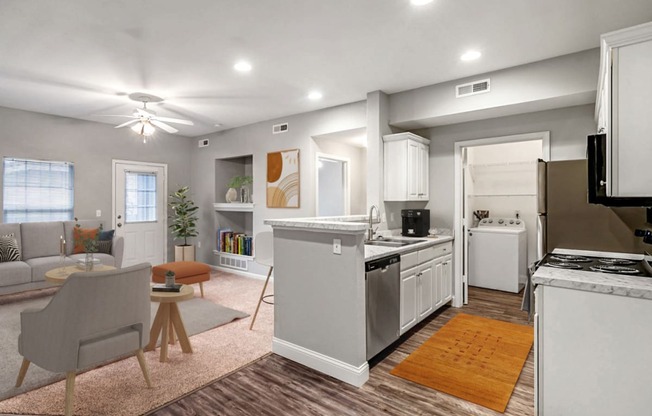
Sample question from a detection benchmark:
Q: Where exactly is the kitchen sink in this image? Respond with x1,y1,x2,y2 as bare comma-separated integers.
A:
364,238,426,247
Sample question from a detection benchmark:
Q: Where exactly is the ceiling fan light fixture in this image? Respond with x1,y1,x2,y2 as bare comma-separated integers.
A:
131,121,155,137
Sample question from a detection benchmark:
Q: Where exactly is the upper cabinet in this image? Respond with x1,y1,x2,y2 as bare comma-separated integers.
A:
383,132,430,201
596,22,652,197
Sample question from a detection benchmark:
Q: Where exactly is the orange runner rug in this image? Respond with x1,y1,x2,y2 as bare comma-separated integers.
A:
390,313,533,412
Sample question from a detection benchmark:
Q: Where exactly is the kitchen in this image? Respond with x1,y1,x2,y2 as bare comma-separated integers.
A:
263,20,652,415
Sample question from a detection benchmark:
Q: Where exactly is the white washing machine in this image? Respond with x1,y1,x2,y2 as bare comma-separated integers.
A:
468,217,527,293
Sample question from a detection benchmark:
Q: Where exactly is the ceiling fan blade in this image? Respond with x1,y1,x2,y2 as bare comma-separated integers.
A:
135,107,155,117
115,119,140,129
94,114,138,119
150,119,179,134
153,116,194,126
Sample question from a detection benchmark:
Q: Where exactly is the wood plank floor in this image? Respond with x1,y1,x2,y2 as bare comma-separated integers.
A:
149,287,533,416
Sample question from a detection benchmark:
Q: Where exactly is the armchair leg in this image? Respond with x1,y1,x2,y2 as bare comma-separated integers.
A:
15,358,30,387
65,372,75,416
249,265,273,330
199,281,205,298
136,349,152,388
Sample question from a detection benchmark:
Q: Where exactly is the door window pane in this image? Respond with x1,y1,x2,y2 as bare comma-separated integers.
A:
125,172,157,223
3,158,74,223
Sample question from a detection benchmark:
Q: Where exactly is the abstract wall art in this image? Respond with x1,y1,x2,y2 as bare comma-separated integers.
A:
267,149,300,208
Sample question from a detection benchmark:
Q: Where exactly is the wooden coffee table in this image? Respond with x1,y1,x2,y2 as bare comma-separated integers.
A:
146,284,194,362
45,264,116,284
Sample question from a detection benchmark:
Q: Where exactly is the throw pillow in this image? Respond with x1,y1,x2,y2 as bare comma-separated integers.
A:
99,229,115,241
73,227,99,254
0,233,21,262
97,240,112,254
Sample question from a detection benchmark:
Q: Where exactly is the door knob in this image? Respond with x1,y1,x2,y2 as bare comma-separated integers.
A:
117,223,122,228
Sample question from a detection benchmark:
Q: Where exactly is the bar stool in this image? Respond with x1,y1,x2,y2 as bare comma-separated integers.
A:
249,231,273,330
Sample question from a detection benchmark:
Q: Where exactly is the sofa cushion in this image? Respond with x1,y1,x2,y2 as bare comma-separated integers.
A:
0,261,31,286
73,227,99,254
25,256,65,282
0,234,21,262
21,222,64,260
97,240,112,254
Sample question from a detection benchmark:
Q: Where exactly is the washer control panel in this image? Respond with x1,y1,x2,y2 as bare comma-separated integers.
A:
478,217,525,228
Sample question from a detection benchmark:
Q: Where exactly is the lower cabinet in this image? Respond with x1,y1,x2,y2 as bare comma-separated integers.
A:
400,243,453,335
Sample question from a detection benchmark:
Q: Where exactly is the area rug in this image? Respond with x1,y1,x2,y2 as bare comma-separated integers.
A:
0,271,274,415
390,313,533,412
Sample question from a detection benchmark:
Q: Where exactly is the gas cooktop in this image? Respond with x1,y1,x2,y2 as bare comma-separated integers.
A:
540,253,652,277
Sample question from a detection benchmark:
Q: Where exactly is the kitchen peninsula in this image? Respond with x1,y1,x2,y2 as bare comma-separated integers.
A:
264,215,453,387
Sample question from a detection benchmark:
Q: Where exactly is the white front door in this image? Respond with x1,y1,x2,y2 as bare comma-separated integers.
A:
113,160,167,267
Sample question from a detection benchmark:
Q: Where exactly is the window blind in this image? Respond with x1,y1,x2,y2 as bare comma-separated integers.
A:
3,157,75,223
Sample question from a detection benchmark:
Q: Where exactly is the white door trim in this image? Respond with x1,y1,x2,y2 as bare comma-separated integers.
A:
315,152,351,216
112,159,168,263
453,131,550,307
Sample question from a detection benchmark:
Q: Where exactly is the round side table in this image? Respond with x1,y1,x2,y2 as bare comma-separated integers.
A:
146,284,194,362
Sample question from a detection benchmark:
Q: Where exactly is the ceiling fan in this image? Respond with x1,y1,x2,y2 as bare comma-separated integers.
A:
103,93,194,137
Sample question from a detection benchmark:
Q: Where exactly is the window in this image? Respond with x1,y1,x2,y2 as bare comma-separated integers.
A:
3,157,75,223
125,171,157,223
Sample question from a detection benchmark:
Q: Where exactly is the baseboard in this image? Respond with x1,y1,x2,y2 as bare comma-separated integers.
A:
272,337,369,387
212,265,272,281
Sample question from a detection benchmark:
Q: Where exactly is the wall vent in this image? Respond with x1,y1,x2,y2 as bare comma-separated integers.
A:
456,78,490,98
273,122,289,134
219,253,249,271
198,138,209,147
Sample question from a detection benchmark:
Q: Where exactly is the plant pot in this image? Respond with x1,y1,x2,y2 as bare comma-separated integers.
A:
175,245,195,262
225,188,238,203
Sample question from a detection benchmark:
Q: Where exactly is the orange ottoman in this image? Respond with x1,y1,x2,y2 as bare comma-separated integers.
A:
152,261,211,297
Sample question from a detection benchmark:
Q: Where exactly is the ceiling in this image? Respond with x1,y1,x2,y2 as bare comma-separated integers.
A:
1,1,651,138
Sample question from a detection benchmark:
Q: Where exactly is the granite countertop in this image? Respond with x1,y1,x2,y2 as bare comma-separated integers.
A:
364,235,454,261
532,248,652,300
264,215,369,233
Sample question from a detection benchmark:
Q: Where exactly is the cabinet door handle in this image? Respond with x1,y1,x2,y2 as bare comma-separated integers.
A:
600,180,607,186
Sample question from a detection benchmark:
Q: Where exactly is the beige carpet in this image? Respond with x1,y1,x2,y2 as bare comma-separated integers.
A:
0,270,274,416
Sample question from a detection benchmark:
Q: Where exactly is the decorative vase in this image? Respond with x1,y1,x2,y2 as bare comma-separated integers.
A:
85,252,94,271
240,187,249,203
226,187,238,203
165,270,176,287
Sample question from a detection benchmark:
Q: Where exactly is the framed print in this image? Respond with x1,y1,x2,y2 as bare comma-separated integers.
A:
267,149,300,208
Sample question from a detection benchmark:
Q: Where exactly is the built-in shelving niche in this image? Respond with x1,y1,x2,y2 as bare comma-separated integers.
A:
214,155,254,271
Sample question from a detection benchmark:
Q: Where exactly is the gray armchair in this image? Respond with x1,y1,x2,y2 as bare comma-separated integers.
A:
15,263,153,416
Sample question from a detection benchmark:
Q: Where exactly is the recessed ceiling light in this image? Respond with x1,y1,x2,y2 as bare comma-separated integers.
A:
411,0,434,5
214,123,222,127
308,91,323,100
461,50,482,61
233,61,252,72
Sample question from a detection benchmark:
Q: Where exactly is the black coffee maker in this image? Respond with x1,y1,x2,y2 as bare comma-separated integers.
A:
401,209,430,237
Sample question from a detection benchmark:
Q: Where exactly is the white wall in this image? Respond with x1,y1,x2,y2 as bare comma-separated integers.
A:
190,101,367,266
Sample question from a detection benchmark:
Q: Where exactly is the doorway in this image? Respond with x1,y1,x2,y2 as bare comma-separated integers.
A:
112,160,167,267
453,132,550,306
316,153,350,217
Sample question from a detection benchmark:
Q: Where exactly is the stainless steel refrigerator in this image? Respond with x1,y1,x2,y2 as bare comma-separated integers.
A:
537,159,648,256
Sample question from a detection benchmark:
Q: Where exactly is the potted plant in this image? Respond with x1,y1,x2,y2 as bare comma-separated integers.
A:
226,175,253,203
168,186,199,261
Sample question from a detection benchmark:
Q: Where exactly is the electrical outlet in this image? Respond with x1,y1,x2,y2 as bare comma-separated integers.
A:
333,238,342,255
96,210,101,217
197,241,202,248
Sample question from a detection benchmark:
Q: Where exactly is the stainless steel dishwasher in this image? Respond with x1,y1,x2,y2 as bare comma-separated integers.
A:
366,254,400,360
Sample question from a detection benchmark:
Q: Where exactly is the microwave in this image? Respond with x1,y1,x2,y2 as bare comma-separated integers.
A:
587,134,652,207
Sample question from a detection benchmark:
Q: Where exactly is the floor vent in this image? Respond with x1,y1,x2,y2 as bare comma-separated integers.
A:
219,254,249,271
273,122,289,134
456,78,490,98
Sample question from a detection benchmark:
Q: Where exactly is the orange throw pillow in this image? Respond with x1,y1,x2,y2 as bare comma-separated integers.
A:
73,227,99,254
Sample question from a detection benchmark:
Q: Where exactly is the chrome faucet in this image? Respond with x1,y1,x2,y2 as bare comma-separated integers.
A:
367,205,379,241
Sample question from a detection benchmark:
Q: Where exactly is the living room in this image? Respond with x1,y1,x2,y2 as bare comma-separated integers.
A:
2,1,652,415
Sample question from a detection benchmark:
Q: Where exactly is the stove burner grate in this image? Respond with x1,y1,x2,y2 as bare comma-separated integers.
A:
545,261,583,270
550,254,591,263
590,264,641,275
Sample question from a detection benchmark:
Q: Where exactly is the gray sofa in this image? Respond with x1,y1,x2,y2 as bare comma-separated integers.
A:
0,220,123,296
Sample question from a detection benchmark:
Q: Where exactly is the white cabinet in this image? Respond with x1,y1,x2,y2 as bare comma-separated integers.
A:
383,132,430,201
535,284,652,415
596,21,652,197
399,242,453,335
